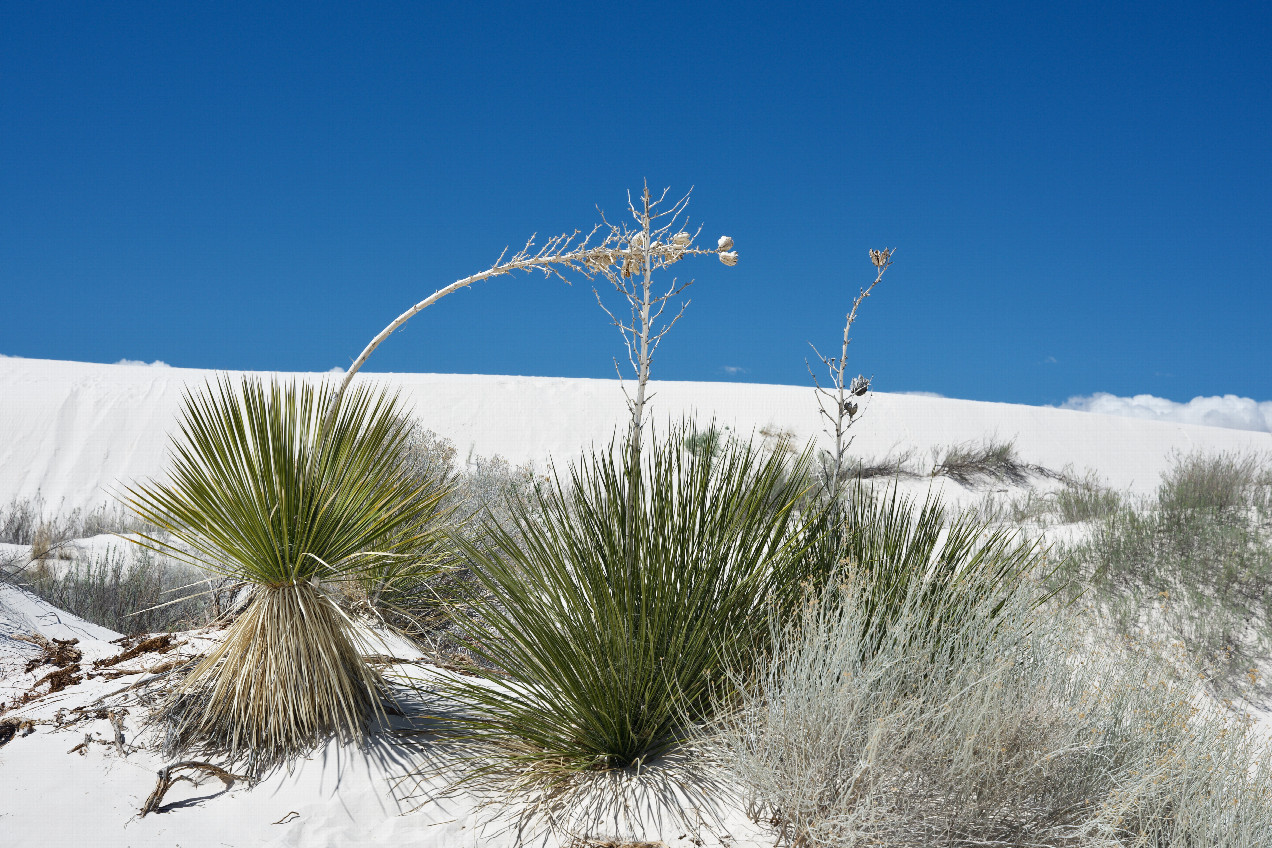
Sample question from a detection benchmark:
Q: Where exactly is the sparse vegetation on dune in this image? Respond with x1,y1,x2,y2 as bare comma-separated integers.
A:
17,547,211,635
969,469,1123,529
702,565,1272,848
1058,450,1272,701
8,193,1272,848
0,494,153,555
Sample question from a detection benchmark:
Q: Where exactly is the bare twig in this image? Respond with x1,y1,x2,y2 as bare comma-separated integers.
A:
808,249,893,507
140,761,251,817
67,733,92,755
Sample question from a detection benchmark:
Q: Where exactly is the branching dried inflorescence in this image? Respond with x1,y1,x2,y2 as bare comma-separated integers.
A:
808,248,892,506
328,186,736,428
589,184,735,462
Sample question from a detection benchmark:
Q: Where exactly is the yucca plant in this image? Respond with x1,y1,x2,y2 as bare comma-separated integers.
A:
124,376,451,773
436,423,820,788
808,482,1051,659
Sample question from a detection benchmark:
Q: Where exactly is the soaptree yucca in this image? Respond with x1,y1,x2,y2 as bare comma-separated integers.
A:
805,482,1051,662
438,424,819,788
124,376,450,773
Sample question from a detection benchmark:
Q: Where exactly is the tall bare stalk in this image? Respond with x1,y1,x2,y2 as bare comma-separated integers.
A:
589,183,738,514
808,249,893,509
326,189,736,433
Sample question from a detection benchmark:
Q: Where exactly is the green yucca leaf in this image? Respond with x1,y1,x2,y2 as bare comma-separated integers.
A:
123,375,450,589
434,422,822,780
119,375,453,772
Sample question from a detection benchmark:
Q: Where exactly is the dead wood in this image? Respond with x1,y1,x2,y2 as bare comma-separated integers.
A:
95,634,177,669
31,664,83,695
67,733,92,755
107,709,127,755
1,718,35,747
18,634,82,673
140,761,251,817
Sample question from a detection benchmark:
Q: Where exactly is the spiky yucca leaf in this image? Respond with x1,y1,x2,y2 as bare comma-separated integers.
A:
123,376,451,771
436,424,820,784
810,482,1051,658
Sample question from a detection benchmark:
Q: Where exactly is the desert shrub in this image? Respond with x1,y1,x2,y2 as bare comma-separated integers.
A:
434,424,820,786
1059,451,1272,700
1055,471,1122,524
931,437,1034,485
123,376,452,774
683,423,733,461
806,482,1049,659
19,547,210,635
0,494,154,546
703,569,1272,847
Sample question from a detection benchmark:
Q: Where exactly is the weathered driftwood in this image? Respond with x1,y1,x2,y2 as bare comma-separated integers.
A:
140,761,250,817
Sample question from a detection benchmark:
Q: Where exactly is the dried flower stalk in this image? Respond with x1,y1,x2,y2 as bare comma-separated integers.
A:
327,188,735,431
808,248,893,507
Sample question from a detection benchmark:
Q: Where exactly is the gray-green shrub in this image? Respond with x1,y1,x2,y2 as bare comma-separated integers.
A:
1060,451,1272,699
18,547,211,635
703,570,1272,847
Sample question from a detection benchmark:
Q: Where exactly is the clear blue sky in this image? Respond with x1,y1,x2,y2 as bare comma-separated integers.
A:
3,1,1269,406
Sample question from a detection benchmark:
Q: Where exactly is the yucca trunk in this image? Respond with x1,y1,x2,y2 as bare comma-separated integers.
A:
163,582,383,771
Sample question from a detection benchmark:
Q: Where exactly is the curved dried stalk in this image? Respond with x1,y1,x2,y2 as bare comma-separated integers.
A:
327,186,736,429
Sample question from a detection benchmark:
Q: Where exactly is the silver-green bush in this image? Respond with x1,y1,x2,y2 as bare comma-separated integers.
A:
703,570,1272,847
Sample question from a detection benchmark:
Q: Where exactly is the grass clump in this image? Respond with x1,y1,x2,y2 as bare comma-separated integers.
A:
17,547,210,635
808,482,1049,655
1054,470,1122,524
1059,451,1272,700
703,567,1272,847
931,437,1036,485
1157,449,1269,516
123,376,452,773
437,423,818,787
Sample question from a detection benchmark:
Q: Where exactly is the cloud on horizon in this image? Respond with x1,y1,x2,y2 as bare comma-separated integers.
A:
721,365,747,375
1060,392,1272,434
114,358,171,368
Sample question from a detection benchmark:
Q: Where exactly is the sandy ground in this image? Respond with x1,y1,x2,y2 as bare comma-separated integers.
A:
3,356,1272,846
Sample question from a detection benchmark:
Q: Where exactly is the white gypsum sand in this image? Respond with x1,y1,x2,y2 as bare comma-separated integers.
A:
2,355,1271,847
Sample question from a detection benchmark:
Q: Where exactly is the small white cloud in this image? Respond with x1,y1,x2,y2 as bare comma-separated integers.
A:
1043,356,1058,364
328,366,345,374
114,358,171,368
721,366,747,375
1060,392,1272,434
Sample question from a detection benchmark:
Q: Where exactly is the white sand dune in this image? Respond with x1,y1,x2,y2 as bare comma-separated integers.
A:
2,355,1271,846
3,356,1269,516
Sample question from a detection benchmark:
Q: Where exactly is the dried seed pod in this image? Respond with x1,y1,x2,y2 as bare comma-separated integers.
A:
850,375,870,396
717,235,734,252
869,248,893,269
844,401,859,418
672,232,692,247
719,251,739,266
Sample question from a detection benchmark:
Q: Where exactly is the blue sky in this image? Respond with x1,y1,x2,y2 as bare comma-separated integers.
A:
2,1,1269,408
